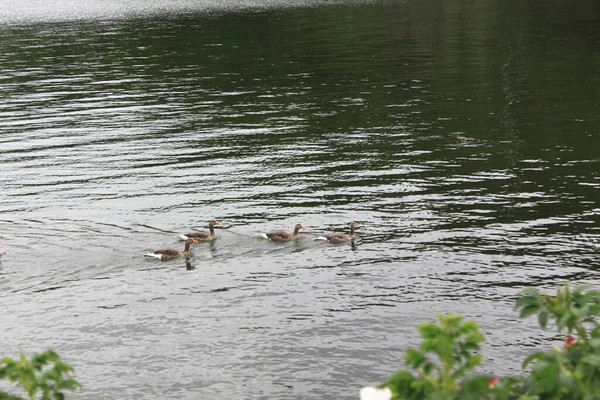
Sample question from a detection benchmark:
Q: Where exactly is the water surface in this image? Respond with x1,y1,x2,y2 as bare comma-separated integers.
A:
0,0,599,399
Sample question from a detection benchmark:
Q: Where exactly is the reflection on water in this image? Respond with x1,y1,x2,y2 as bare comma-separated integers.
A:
0,0,599,399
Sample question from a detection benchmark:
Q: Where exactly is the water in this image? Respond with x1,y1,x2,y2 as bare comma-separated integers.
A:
0,0,599,398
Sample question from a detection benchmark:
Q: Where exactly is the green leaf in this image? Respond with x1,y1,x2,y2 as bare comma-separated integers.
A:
456,321,479,335
405,348,426,369
0,391,26,400
470,331,486,344
423,361,434,375
573,285,593,297
0,350,79,400
520,288,541,297
581,354,600,367
457,374,490,393
515,294,539,309
571,303,590,317
57,378,80,390
519,305,541,319
381,369,417,398
538,310,549,328
522,352,544,369
534,360,559,391
558,314,572,331
418,323,442,339
463,353,482,371
590,338,600,351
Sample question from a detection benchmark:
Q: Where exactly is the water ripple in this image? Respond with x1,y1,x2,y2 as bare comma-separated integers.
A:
1,3,599,400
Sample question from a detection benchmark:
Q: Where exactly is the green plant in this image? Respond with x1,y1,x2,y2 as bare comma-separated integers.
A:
0,350,79,400
514,284,600,399
379,313,489,400
361,284,600,400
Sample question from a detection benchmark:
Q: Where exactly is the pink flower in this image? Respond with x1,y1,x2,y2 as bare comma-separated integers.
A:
565,336,577,348
488,377,500,388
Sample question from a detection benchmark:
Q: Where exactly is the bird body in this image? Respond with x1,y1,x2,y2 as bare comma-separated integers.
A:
180,220,221,241
314,221,360,243
259,224,307,242
145,239,198,260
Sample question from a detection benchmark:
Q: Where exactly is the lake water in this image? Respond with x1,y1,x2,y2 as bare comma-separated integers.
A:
0,0,599,399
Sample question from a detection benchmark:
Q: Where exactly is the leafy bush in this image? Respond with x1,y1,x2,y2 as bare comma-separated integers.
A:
360,284,600,400
0,350,79,400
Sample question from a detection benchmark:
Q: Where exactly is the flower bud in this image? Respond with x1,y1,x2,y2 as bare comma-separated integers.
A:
488,377,500,388
564,336,577,348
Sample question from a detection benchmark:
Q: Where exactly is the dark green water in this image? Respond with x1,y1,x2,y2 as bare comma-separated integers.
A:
0,1,599,399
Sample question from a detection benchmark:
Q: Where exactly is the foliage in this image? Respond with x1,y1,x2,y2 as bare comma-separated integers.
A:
0,350,79,400
513,284,600,399
380,313,487,400
362,284,600,400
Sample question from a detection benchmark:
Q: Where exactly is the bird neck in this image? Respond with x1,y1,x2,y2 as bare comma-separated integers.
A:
184,241,193,252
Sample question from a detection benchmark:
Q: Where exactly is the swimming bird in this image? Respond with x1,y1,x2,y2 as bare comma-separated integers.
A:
145,239,198,260
314,221,360,243
180,220,221,241
258,223,307,242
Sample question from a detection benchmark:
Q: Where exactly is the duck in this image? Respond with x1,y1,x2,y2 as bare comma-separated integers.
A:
145,238,198,260
258,223,307,242
180,220,221,241
314,221,360,243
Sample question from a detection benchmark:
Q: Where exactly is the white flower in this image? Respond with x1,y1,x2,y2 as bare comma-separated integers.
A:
359,386,393,400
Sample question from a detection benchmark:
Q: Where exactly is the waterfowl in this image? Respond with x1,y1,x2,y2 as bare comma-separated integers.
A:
145,239,198,260
314,221,360,243
258,223,307,242
180,220,221,241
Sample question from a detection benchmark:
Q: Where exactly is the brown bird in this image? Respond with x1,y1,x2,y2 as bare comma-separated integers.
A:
314,221,360,243
145,239,198,260
180,220,221,241
259,223,307,242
